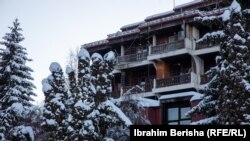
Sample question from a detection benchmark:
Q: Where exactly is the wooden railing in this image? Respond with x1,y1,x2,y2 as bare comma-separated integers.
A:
196,42,219,49
151,39,185,55
122,82,153,95
156,73,191,88
117,51,148,64
200,75,211,84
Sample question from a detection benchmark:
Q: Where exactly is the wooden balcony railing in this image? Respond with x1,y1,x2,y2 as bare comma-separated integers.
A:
196,42,219,49
156,73,191,88
151,39,185,55
122,82,153,95
117,51,148,64
200,75,211,84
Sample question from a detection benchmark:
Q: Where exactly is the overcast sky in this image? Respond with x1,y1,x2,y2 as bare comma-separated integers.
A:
0,0,192,104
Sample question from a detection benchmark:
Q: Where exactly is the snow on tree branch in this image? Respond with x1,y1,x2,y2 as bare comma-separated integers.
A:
196,30,225,44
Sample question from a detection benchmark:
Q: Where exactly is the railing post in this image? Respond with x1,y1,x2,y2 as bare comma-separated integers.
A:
191,72,198,84
153,79,156,88
121,45,124,56
148,45,152,56
120,87,123,97
153,34,156,46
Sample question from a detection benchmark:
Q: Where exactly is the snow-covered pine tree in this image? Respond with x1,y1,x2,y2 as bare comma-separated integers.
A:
64,66,77,141
42,62,68,140
0,19,36,139
91,53,106,104
71,48,99,140
103,51,116,97
188,0,250,124
66,66,77,95
118,86,151,125
91,52,130,140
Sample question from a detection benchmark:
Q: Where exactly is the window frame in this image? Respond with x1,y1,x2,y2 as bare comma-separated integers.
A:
163,101,191,125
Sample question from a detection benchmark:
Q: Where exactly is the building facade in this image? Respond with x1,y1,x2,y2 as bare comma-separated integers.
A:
83,0,231,125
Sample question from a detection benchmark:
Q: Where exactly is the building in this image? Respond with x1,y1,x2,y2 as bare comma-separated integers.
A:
83,0,231,125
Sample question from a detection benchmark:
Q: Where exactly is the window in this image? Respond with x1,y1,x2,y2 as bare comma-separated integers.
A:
166,106,191,125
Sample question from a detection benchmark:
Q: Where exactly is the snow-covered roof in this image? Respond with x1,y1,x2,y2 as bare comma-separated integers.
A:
190,93,203,101
82,39,108,48
174,0,203,10
120,21,144,31
140,10,202,28
159,91,200,100
202,7,228,16
114,96,160,107
145,11,175,21
107,29,140,39
136,97,160,107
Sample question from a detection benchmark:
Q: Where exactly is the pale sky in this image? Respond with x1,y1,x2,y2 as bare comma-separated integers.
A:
0,0,192,104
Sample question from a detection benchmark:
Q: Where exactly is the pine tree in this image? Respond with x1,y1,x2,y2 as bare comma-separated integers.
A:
64,66,76,141
0,19,36,139
119,86,151,125
42,48,130,140
103,51,116,97
42,62,68,140
91,52,130,140
189,0,250,124
91,53,106,104
70,48,99,140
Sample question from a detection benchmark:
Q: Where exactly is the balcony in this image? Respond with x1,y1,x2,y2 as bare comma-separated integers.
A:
156,73,191,88
200,75,211,85
151,39,185,55
122,83,153,94
193,42,220,55
153,72,199,93
196,42,219,50
117,51,148,64
121,83,154,98
148,38,192,60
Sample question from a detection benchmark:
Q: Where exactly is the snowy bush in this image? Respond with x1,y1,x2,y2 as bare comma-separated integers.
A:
42,48,130,140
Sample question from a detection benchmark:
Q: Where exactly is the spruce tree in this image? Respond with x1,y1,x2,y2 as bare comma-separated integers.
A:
103,51,116,97
64,66,76,140
91,52,129,140
71,48,99,140
42,62,68,140
189,0,250,124
0,19,36,139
